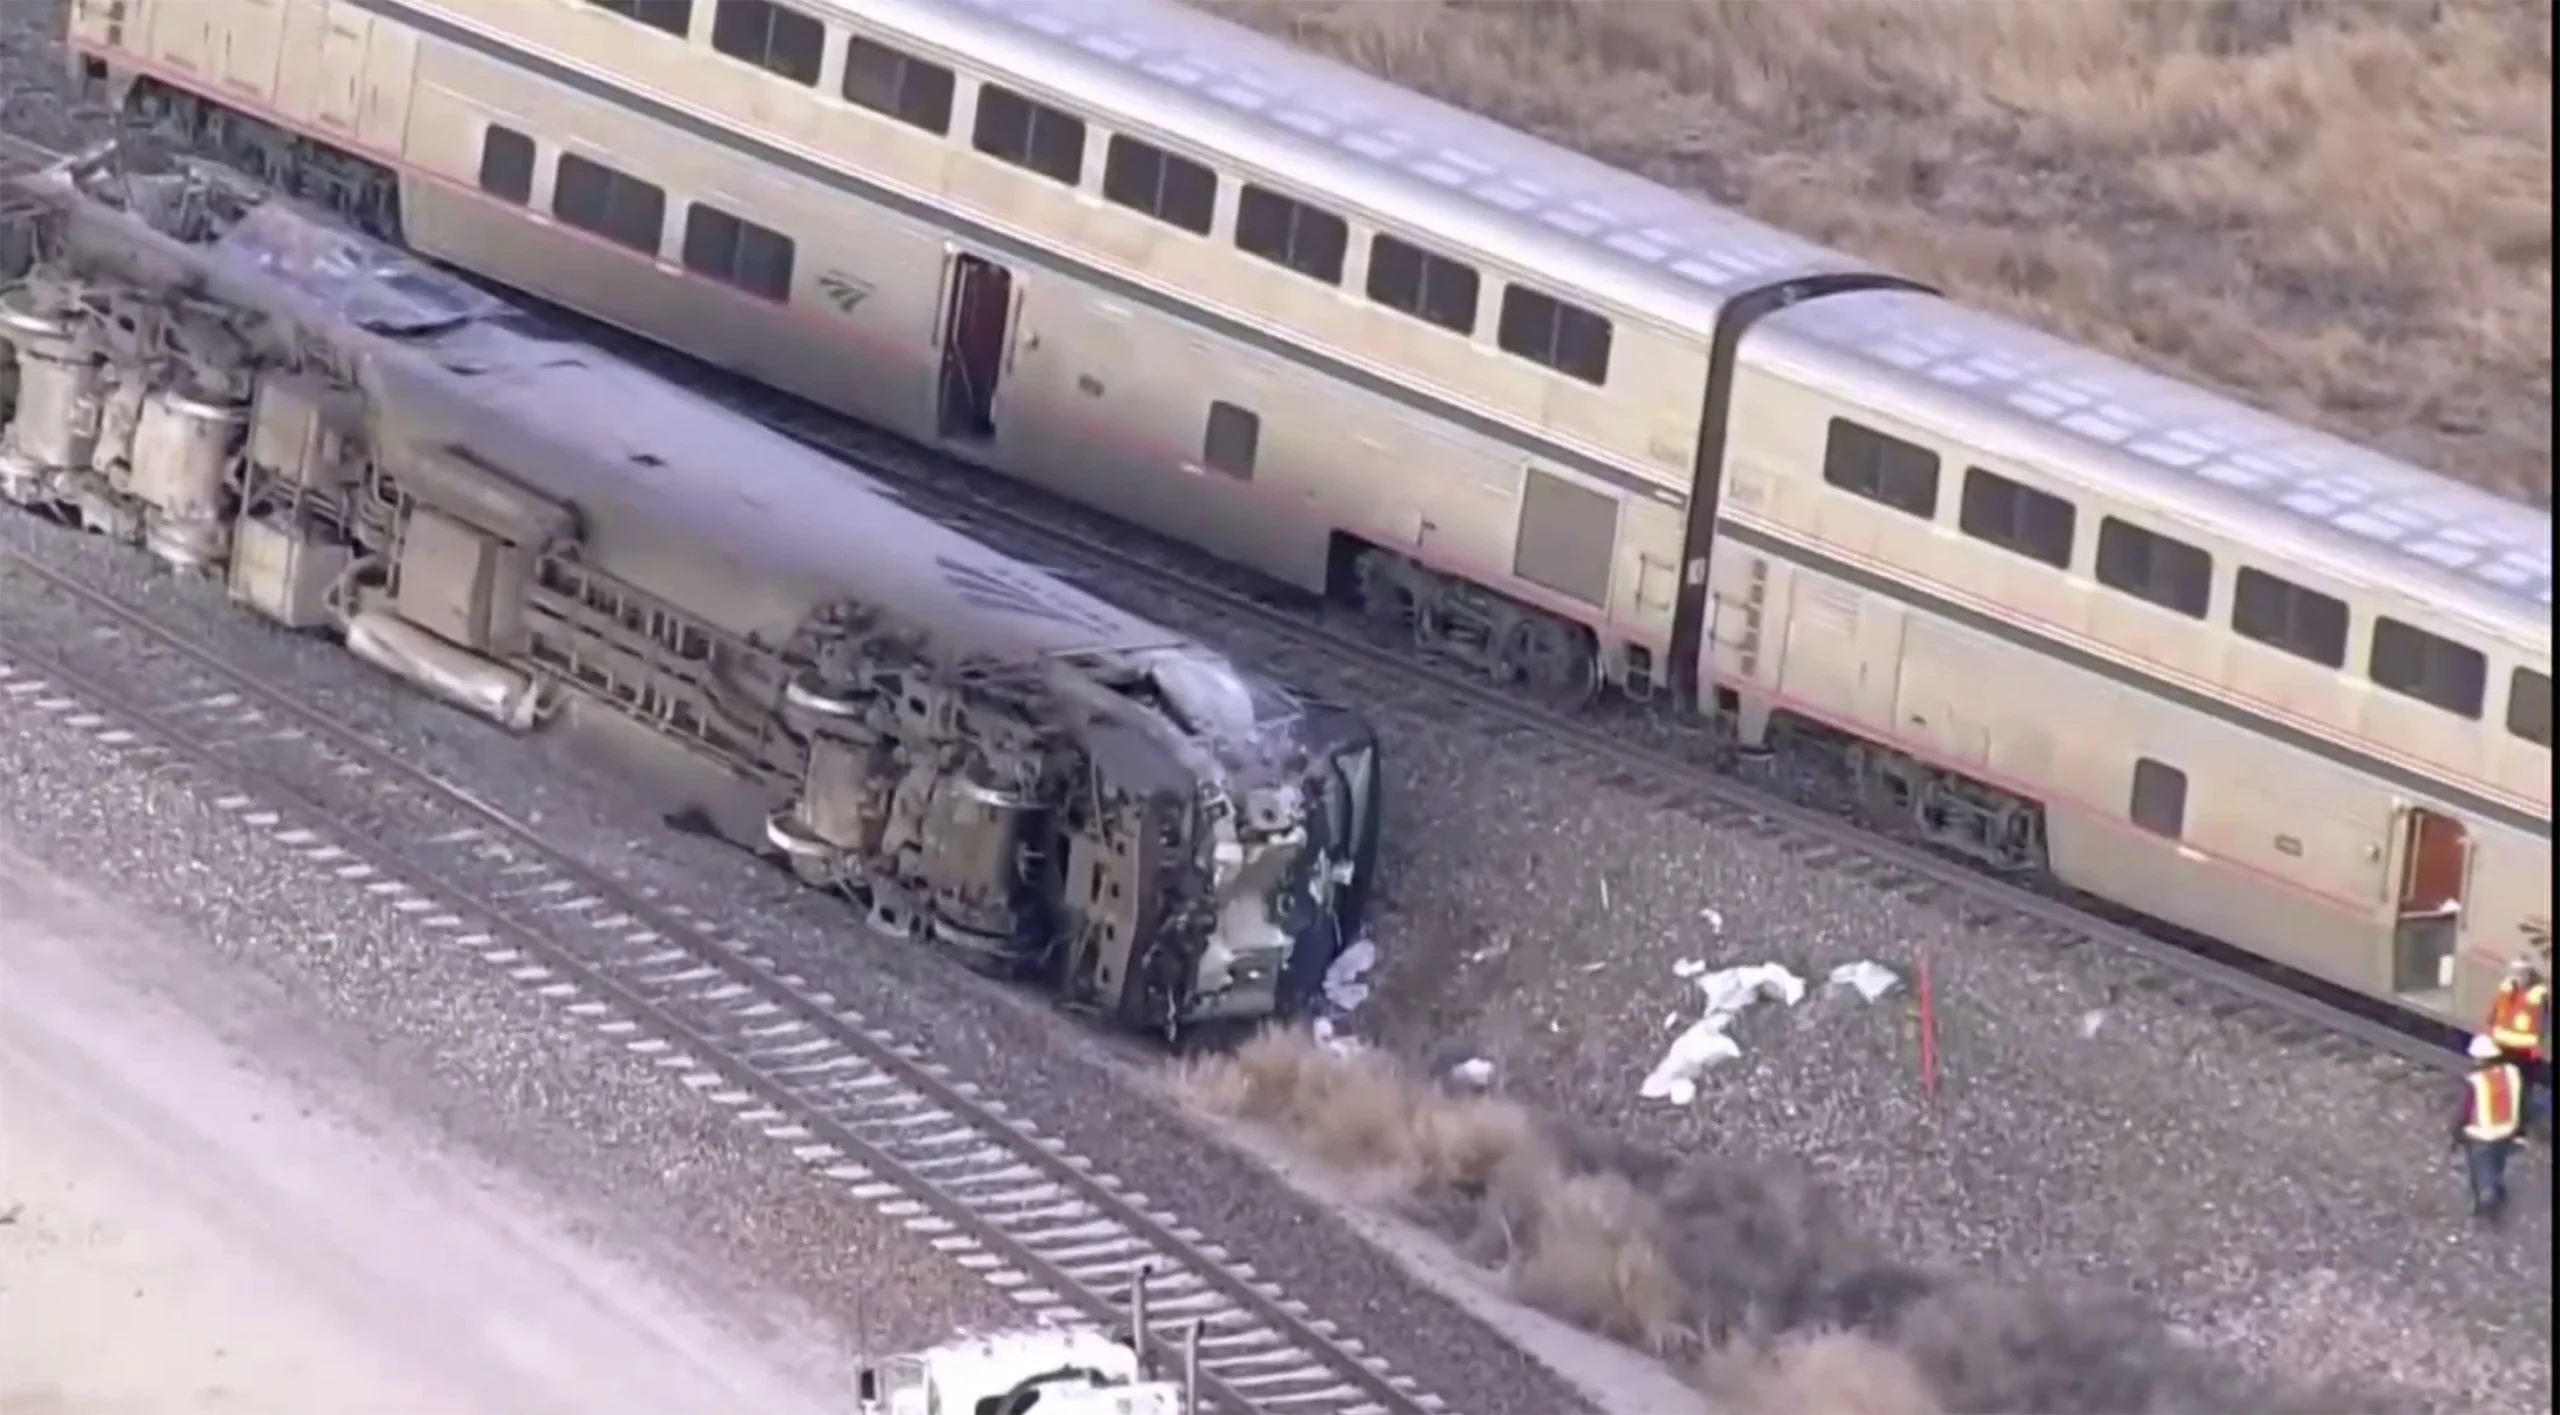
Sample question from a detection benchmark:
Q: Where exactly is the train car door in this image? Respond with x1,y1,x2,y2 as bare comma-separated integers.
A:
937,252,1014,443
2389,803,2470,999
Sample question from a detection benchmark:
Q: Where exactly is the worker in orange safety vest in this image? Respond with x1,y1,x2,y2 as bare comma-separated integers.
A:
2487,958,2551,1134
2451,1034,2525,1224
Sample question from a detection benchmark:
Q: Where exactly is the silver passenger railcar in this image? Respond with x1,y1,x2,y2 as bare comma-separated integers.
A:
0,148,1384,1038
54,0,2551,1030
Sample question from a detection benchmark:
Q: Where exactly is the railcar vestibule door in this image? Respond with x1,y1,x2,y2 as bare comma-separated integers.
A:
937,252,1013,443
2390,804,2470,999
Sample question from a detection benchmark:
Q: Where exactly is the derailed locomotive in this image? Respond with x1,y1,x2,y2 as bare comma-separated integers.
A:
0,145,1382,1039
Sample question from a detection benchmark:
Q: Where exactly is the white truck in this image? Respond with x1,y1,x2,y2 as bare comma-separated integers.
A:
856,1271,1205,1415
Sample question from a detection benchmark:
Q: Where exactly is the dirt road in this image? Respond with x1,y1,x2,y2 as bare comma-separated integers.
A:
0,843,852,1415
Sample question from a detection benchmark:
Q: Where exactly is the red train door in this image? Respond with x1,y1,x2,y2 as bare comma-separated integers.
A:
2391,805,2470,998
937,253,1012,442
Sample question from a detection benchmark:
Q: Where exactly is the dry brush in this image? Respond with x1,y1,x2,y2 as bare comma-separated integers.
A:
1177,1029,2398,1414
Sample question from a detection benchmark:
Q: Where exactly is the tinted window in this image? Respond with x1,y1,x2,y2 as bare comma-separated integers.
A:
1233,184,1347,285
840,35,953,134
552,153,667,256
2130,758,2187,839
2231,568,2349,669
1958,466,2076,569
2094,517,2212,619
2368,618,2487,720
710,0,824,85
1203,402,1259,481
681,203,796,302
1102,135,1217,236
1821,419,1939,518
587,0,692,37
1497,285,1613,386
2510,669,2553,748
971,84,1087,187
477,124,535,206
1365,234,1479,334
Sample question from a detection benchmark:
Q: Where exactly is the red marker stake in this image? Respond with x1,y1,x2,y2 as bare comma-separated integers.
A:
1917,943,1940,1103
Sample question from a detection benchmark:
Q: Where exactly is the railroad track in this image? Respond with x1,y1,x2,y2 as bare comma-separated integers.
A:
0,549,1446,1415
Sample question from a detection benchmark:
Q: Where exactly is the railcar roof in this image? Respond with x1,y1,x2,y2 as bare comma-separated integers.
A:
850,0,1872,335
1751,289,2554,631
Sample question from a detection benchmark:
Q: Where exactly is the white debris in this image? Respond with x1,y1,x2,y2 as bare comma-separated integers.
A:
1448,1056,1497,1089
1310,1016,1364,1056
1639,1024,1742,1105
2079,1008,2107,1039
1672,958,1708,979
1696,962,1807,1017
1700,907,1724,935
1639,962,1808,1105
1825,960,1902,1003
1323,936,1377,1015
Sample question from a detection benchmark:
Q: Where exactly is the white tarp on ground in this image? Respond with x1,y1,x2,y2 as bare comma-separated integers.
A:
1641,959,1903,1105
1311,935,1379,1053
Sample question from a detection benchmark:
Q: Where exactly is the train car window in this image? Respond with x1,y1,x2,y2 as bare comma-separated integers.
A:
1102,136,1217,237
2509,668,2553,747
2368,617,2488,720
1366,235,1480,335
552,153,668,257
710,0,823,88
1820,419,1939,518
2129,758,2187,839
971,84,1088,188
1234,184,1348,285
586,0,692,38
1497,285,1613,386
682,203,796,302
840,35,953,135
2231,567,2349,669
1202,402,1259,481
1959,467,2076,569
2094,517,2211,619
477,125,536,206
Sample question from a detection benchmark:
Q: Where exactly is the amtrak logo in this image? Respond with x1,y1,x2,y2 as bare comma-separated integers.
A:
816,269,873,315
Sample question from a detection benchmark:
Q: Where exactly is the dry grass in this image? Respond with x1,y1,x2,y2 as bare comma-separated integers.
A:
1179,1029,2397,1414
1198,0,2554,508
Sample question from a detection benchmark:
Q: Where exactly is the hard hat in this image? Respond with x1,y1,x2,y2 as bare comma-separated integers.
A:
2510,956,2540,978
2469,1034,2504,1061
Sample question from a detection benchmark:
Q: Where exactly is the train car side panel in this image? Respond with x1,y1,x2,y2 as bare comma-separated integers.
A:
393,40,949,444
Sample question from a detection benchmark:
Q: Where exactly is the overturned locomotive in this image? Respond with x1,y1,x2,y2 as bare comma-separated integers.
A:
0,146,1383,1038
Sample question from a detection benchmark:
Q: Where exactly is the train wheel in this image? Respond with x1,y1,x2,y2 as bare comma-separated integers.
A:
1500,616,1598,710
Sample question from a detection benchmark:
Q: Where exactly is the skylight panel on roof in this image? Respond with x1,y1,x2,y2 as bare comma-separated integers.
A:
1541,207,1602,236
1413,159,1467,186
1343,131,1401,161
2061,410,2138,443
1478,183,1539,212
1670,255,1745,287
1602,231,1669,262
